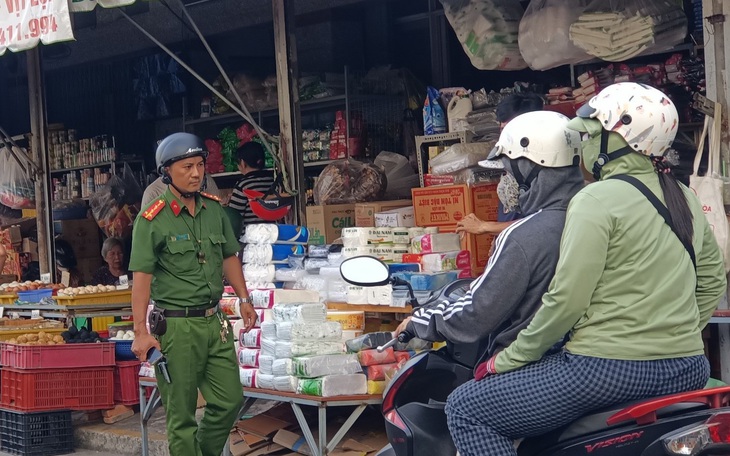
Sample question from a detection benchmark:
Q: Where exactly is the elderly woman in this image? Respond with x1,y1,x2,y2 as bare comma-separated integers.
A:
91,237,129,286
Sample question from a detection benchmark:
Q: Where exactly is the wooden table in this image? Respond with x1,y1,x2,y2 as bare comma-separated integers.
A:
138,378,382,456
241,387,382,456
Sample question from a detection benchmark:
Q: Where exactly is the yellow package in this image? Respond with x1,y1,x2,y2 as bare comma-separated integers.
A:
367,380,386,395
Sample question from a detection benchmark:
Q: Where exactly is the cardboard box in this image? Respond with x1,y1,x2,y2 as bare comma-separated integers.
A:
306,204,356,245
354,200,412,227
21,238,38,262
374,206,415,228
54,219,101,260
411,184,498,228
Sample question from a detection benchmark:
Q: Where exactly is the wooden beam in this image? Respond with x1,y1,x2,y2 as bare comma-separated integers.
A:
27,48,53,276
273,0,306,225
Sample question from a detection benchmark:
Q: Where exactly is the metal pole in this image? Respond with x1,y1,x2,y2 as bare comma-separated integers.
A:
272,0,305,225
27,48,53,276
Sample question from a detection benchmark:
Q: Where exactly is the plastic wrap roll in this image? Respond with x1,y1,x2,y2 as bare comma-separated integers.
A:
239,328,262,348
272,358,294,376
238,348,260,368
239,368,258,388
260,321,277,340
258,355,274,375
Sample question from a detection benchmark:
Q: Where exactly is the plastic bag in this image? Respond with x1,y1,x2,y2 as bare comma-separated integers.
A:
440,0,527,71
313,160,387,205
89,164,142,238
374,152,420,200
0,148,35,209
423,86,447,135
429,143,494,175
519,0,592,70
569,0,687,62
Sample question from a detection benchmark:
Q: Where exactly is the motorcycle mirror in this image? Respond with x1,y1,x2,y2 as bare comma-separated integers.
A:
339,256,390,287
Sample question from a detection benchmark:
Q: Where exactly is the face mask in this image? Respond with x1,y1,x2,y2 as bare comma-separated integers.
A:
497,173,520,213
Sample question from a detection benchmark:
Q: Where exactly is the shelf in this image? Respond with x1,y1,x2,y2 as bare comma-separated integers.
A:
184,95,349,127
326,302,413,314
52,197,90,203
50,159,145,174
50,161,114,173
303,160,334,168
572,42,700,67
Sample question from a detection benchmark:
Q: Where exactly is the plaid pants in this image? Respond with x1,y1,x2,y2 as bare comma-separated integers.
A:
445,352,709,456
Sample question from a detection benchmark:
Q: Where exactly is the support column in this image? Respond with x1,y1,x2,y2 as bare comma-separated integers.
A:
27,48,53,276
702,0,730,382
273,0,306,226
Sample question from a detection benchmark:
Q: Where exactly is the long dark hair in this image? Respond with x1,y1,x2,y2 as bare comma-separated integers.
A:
654,154,694,247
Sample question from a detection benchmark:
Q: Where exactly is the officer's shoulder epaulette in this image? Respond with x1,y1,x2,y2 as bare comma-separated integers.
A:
141,199,166,221
201,192,221,202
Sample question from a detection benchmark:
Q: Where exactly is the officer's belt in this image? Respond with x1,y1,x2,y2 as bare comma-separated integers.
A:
158,303,220,318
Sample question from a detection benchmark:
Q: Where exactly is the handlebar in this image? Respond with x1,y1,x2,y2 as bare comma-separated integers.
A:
376,330,414,353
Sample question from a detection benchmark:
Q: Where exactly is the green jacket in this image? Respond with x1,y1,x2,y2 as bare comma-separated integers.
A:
129,188,240,308
495,153,727,373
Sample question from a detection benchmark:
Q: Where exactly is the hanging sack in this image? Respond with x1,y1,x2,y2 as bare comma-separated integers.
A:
0,147,35,210
690,102,730,272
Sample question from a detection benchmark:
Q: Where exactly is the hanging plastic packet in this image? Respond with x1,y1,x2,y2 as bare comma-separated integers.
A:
423,86,447,135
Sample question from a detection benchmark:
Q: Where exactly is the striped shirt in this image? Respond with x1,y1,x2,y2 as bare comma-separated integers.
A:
228,170,276,228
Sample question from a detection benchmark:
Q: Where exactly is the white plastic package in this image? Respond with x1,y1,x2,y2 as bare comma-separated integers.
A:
272,303,327,323
242,224,278,244
258,355,275,375
260,321,277,340
256,373,275,390
304,257,330,273
297,373,368,397
274,340,344,359
319,266,343,280
272,358,294,376
518,0,591,70
440,0,527,70
276,321,343,341
239,328,262,349
260,337,276,357
275,268,306,282
243,264,277,283
273,375,299,393
429,143,493,176
292,354,363,378
327,279,348,303
242,244,275,265
239,368,258,388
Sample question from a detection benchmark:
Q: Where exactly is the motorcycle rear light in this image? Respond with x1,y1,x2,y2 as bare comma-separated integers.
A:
385,409,407,431
382,364,414,413
663,412,730,455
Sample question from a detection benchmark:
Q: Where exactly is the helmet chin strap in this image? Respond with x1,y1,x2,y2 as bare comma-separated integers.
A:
508,160,542,194
165,173,203,199
592,130,634,181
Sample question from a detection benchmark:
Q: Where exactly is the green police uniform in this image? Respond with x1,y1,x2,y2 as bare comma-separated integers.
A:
129,188,242,456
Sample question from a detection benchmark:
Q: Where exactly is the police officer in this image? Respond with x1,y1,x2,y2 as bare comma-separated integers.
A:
129,133,257,456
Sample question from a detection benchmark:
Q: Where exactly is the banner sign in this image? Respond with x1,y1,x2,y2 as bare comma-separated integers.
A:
69,0,135,13
0,0,74,55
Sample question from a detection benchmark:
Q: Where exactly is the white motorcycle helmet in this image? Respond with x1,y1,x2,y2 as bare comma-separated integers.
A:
575,82,679,157
480,111,581,168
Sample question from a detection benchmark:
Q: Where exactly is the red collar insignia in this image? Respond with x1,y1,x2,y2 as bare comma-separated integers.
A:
170,200,182,217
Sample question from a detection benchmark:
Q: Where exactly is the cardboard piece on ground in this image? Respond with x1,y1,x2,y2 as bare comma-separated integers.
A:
340,439,374,453
229,430,254,456
273,429,312,455
237,414,292,439
246,443,286,456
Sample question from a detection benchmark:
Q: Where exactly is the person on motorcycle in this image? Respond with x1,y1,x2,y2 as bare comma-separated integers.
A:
396,110,584,361
445,82,727,456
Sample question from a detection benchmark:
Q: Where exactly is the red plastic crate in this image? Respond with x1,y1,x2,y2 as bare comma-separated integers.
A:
0,342,115,369
0,367,115,412
113,361,141,406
